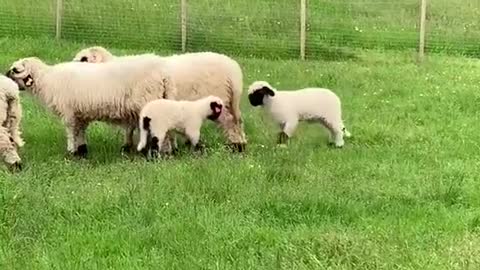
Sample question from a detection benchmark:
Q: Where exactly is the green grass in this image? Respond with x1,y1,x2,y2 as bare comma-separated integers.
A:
1,0,480,60
1,36,480,268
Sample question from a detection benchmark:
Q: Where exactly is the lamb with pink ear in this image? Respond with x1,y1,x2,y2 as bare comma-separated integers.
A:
137,95,224,158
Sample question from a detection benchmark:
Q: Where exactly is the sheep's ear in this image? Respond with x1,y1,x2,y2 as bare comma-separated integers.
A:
262,86,275,97
24,75,34,87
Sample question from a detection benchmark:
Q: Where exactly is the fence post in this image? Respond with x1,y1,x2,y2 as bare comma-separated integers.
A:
55,0,63,40
181,0,187,52
300,0,306,60
418,0,427,62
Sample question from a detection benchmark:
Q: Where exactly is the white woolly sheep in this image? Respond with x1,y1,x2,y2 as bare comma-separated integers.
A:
5,56,177,157
0,75,24,170
137,95,224,158
247,81,351,147
73,46,247,152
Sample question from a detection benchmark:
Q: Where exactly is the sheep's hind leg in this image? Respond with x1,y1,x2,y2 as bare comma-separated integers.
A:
0,127,22,171
216,110,247,153
73,121,89,158
121,125,136,153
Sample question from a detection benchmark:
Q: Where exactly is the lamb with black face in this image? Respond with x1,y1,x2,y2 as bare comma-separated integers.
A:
248,86,275,107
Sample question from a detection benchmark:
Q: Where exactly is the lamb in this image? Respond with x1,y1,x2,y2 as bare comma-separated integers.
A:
137,95,224,158
73,46,247,152
5,56,177,157
0,75,24,170
247,81,351,147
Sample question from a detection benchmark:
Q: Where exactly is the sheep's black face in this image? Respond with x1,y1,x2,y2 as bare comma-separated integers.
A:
248,86,275,107
80,56,88,62
208,101,223,121
6,66,32,91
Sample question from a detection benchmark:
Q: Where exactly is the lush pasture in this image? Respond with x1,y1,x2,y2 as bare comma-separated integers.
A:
0,36,480,268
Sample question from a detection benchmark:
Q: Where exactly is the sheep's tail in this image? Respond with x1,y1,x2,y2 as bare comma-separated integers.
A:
6,93,24,147
137,116,152,153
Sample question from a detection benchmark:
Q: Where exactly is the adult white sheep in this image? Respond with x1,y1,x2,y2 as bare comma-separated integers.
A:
137,95,224,158
248,81,351,147
0,75,24,170
73,46,247,152
5,56,177,157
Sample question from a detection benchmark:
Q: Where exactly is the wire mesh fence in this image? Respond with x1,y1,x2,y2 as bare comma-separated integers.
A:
1,0,480,60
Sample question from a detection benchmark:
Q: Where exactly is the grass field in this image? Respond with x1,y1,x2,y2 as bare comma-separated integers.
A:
1,36,480,268
1,0,480,268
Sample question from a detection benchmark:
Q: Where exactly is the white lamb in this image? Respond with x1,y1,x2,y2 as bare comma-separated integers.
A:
137,95,224,157
73,46,247,152
0,75,24,170
5,56,176,157
247,81,351,147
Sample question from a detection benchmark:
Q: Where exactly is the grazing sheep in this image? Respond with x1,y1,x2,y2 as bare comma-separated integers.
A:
73,46,247,152
5,56,177,157
0,75,24,170
248,81,351,147
137,95,224,158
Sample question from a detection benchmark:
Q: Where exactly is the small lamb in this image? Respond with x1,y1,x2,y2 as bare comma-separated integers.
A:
137,95,224,157
248,81,351,147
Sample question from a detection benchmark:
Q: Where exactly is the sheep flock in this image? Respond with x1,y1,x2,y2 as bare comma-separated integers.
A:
3,46,351,171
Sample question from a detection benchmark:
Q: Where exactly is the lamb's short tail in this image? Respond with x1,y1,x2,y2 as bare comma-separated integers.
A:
137,116,152,152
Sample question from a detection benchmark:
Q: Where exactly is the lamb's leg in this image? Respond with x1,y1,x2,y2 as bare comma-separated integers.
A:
121,125,136,153
324,121,344,148
278,119,298,146
216,109,247,152
150,132,166,160
185,128,203,153
0,127,22,171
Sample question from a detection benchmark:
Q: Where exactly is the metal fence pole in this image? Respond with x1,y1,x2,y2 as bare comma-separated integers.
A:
418,0,427,62
55,0,63,40
181,0,187,52
300,0,306,60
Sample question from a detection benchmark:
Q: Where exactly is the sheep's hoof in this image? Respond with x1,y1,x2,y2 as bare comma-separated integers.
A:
73,144,88,158
120,144,134,154
277,132,289,145
230,143,246,153
9,162,22,172
277,143,288,149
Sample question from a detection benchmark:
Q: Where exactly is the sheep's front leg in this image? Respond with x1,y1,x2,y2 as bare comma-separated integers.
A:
278,119,298,146
215,109,247,152
0,127,22,171
121,125,136,153
64,117,88,158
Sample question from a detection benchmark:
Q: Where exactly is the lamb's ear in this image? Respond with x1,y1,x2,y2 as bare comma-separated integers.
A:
262,86,275,97
210,101,222,114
